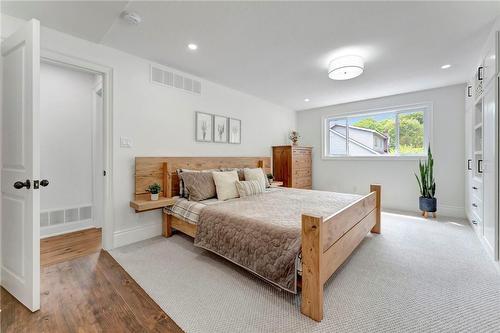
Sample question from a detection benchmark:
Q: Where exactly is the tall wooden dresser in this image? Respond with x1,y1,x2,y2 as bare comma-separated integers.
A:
272,145,312,189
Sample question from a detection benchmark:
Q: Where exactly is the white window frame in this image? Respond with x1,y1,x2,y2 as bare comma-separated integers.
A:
321,102,433,160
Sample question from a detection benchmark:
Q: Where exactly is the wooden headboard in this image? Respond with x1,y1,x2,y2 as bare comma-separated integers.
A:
134,157,272,200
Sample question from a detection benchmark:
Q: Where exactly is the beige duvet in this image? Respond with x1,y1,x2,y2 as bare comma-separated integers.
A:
194,188,361,293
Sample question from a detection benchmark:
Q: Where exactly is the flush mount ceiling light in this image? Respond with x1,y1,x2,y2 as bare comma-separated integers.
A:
304,98,310,102
328,55,364,80
188,43,198,50
121,11,142,25
441,64,451,69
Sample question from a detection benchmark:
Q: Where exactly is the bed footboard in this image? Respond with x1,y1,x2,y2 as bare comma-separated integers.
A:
301,184,381,321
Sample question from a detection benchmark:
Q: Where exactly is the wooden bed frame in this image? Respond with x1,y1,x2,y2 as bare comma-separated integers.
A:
133,156,381,322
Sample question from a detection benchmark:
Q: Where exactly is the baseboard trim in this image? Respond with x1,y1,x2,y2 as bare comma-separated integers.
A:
40,220,97,238
383,204,465,219
437,204,465,218
113,222,162,248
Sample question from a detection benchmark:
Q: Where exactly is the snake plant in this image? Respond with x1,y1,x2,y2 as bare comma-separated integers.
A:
415,146,436,198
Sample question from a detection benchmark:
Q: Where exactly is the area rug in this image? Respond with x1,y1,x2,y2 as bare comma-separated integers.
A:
110,212,500,332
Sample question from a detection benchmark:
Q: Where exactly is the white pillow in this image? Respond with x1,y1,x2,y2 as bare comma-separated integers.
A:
212,170,240,201
243,168,268,189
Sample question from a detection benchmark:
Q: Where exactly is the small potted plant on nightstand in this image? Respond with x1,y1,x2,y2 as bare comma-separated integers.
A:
415,146,437,218
267,173,274,183
147,183,161,201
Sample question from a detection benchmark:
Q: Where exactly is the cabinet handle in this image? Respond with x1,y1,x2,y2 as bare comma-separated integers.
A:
472,203,478,208
478,66,484,81
467,85,473,97
472,186,478,190
467,159,472,170
472,220,478,225
478,159,483,174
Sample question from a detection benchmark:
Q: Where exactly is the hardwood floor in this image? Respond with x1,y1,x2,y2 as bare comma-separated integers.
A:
1,229,183,333
41,228,102,266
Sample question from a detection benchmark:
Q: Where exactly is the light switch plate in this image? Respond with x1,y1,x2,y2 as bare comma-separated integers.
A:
120,136,133,148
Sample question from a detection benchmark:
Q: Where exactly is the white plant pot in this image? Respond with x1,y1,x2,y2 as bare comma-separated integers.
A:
151,193,159,201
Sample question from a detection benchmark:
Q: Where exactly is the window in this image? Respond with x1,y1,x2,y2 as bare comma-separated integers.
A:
323,104,431,158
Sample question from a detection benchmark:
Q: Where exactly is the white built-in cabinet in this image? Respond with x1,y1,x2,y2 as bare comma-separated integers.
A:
465,29,499,260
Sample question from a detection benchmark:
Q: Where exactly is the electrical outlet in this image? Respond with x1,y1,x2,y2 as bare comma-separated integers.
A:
120,136,133,148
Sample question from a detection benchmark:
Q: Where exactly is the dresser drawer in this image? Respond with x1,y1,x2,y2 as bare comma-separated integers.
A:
293,168,311,178
293,177,312,188
471,200,483,220
471,180,482,201
292,148,312,156
470,211,482,230
293,158,311,169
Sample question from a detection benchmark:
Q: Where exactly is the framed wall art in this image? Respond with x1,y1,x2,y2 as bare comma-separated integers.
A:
229,118,241,144
195,111,213,142
213,115,228,143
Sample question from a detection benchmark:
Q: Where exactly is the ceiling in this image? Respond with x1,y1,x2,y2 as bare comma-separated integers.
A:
2,1,500,111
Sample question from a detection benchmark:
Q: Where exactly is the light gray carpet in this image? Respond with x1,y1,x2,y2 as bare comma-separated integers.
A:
110,212,500,333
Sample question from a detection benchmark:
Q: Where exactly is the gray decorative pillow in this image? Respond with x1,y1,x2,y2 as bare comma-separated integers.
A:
180,172,217,201
177,168,219,198
177,168,198,198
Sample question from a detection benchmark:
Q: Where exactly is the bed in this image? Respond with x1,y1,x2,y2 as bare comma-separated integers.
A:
134,156,381,322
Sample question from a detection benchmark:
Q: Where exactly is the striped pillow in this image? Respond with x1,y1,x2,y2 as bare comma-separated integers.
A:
235,180,265,198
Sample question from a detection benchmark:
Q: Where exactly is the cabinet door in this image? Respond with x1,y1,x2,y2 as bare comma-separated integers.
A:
273,148,291,187
465,106,473,220
482,33,497,86
482,81,497,259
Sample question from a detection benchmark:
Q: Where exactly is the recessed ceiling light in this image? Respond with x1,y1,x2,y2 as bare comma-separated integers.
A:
328,55,364,80
441,64,451,69
304,98,310,102
188,43,198,51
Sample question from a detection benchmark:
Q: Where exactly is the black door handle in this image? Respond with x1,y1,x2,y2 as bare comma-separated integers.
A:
40,179,49,187
13,180,31,189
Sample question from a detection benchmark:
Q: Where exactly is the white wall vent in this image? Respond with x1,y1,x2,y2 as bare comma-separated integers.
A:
65,208,79,223
150,65,201,95
41,205,92,227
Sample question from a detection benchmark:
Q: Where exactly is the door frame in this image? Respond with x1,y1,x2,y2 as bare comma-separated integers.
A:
91,79,104,231
40,49,114,250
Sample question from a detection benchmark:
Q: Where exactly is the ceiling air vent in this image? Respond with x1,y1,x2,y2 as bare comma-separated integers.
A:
150,65,201,95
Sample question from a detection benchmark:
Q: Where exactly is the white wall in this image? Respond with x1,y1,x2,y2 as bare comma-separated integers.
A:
1,15,295,247
39,62,100,237
40,62,94,211
297,84,466,218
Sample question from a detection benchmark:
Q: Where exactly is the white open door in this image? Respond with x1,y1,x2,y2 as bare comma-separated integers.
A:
1,19,41,311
